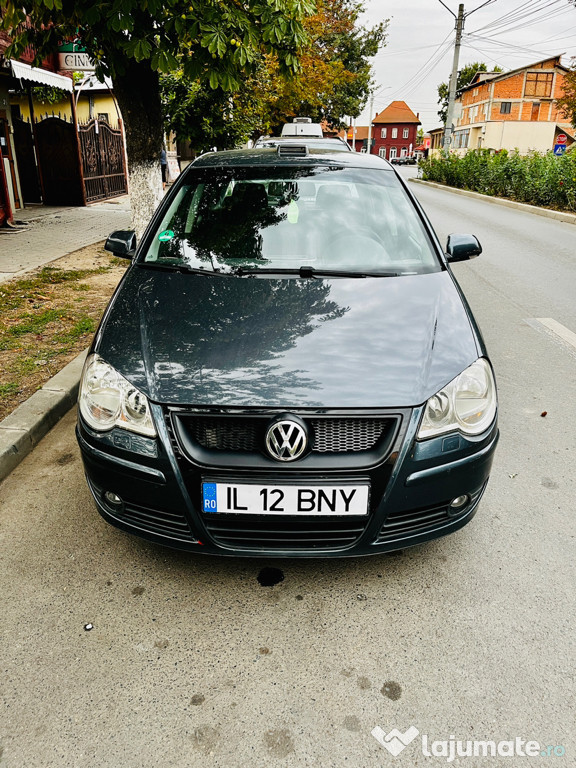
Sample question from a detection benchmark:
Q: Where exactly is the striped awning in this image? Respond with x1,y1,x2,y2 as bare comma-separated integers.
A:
10,60,73,92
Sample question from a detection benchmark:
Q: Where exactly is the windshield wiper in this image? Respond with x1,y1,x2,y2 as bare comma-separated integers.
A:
235,265,399,278
137,262,225,276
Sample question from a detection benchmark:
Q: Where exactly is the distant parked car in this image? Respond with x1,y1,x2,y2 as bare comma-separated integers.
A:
78,144,498,558
392,156,418,166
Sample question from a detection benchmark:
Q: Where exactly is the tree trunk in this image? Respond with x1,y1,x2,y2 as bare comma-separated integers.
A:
113,61,164,239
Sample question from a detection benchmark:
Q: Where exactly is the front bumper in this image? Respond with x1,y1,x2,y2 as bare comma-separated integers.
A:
76,404,499,558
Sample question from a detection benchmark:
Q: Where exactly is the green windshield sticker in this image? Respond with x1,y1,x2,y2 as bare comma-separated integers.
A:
287,200,299,224
158,229,175,242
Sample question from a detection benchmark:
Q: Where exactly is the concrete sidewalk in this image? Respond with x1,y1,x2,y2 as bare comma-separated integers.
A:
1,195,131,482
0,196,131,283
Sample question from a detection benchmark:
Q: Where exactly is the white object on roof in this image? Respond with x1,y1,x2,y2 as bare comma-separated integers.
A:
281,119,323,138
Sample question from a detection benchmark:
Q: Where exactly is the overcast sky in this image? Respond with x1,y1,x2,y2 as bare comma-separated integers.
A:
357,0,576,131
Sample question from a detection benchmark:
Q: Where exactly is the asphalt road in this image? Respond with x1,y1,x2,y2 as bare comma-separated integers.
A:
1,174,575,767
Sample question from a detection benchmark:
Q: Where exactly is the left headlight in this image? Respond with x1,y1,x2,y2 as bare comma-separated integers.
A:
418,358,497,440
79,354,157,438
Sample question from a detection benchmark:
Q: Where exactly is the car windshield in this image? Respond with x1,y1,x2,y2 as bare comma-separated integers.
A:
143,165,440,275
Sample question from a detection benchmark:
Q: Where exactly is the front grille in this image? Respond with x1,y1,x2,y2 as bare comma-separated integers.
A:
121,501,197,542
192,417,258,452
88,477,197,542
376,502,451,542
310,419,384,452
375,485,485,543
186,415,389,454
204,515,367,551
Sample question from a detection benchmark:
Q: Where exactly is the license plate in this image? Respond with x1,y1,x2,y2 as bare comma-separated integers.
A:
202,482,369,516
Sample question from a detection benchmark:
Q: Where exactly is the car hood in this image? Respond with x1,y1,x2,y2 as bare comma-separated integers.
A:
96,268,480,408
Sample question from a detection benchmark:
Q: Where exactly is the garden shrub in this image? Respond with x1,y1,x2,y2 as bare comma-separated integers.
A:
419,149,576,212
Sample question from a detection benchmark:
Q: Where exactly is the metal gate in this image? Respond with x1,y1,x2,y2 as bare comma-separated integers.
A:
12,116,42,204
35,115,84,206
78,118,127,203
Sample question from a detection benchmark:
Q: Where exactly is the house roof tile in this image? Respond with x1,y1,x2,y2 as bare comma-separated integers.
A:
372,101,421,125
347,126,370,140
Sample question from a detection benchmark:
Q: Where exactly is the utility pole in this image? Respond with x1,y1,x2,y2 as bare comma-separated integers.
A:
443,3,464,151
367,92,374,154
439,0,492,151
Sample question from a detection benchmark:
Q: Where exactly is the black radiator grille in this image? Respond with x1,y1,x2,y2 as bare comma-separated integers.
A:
310,419,385,452
204,516,367,551
375,485,485,542
187,415,389,454
376,502,451,542
192,417,258,452
88,477,196,542
121,501,197,542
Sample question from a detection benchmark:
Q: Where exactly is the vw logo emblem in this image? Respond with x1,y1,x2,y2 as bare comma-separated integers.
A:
265,417,308,462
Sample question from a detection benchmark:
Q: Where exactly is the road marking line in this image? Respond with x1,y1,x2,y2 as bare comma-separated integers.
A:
534,318,576,349
525,318,576,357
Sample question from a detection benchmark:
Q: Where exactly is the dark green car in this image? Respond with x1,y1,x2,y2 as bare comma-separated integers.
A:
76,145,498,557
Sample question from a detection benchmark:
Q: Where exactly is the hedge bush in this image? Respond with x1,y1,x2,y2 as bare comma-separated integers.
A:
419,149,576,212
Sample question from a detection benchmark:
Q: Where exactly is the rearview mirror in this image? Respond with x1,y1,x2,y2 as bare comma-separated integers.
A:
105,230,137,259
446,234,482,262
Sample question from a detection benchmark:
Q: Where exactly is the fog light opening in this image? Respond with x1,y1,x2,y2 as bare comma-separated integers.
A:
448,494,470,517
104,491,123,507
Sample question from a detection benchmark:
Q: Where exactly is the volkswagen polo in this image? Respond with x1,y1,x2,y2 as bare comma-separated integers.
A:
76,145,498,557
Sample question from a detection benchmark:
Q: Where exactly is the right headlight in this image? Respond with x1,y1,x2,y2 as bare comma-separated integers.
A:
78,354,156,438
418,358,497,440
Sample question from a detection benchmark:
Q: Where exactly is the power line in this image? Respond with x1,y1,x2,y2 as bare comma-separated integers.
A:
486,6,572,37
465,32,563,57
472,0,554,33
381,33,454,101
465,0,500,17
373,41,454,59
472,0,566,35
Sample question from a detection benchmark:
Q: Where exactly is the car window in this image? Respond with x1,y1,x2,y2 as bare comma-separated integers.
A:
144,166,440,275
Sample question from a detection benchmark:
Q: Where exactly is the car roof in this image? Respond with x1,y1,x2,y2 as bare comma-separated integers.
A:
190,147,393,171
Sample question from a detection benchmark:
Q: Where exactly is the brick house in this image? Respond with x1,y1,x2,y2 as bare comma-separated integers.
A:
346,125,370,152
451,55,574,154
371,101,421,160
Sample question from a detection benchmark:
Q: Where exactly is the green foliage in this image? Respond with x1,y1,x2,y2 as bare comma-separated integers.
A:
54,316,96,342
0,266,111,313
0,382,19,401
1,0,314,91
32,85,69,104
556,56,576,127
265,0,387,130
161,70,266,152
161,0,387,152
437,62,502,124
7,308,68,337
419,149,576,212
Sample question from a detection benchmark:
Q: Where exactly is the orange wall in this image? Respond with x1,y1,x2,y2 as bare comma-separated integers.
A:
457,63,567,127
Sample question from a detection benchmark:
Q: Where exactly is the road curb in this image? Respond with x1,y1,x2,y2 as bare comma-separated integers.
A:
409,178,576,225
0,349,87,483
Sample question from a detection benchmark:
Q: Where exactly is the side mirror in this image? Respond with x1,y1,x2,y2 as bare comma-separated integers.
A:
105,230,137,259
446,234,481,262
